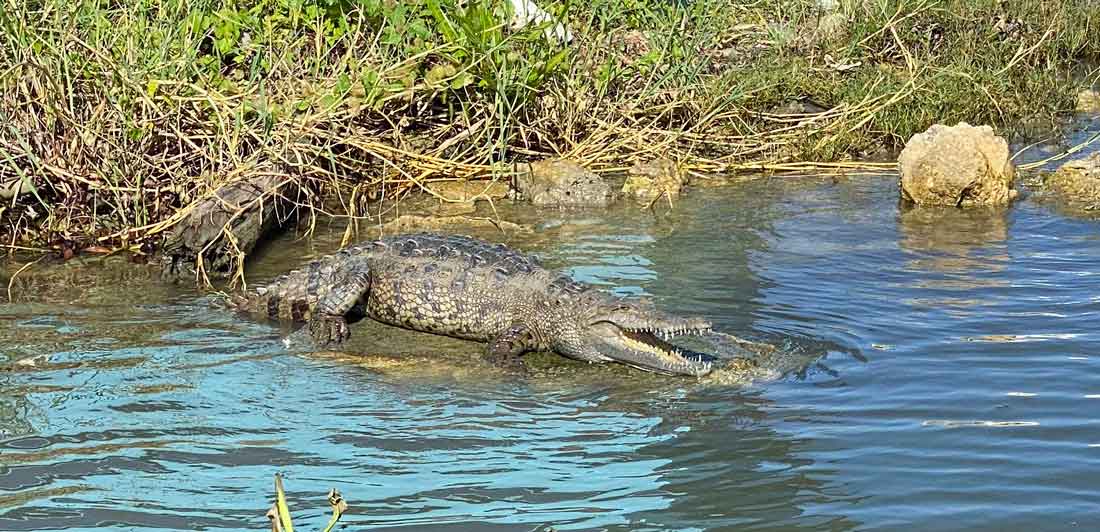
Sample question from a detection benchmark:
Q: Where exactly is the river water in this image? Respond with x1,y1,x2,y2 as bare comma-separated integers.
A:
3,131,1100,531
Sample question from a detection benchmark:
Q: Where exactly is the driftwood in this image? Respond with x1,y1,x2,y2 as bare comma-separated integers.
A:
160,162,301,285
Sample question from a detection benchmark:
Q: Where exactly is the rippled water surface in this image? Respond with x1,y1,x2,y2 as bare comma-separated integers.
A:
4,140,1100,531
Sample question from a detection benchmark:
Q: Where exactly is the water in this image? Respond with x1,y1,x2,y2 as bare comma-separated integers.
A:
3,138,1100,531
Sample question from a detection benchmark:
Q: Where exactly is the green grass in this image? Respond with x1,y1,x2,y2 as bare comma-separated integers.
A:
1,0,1098,257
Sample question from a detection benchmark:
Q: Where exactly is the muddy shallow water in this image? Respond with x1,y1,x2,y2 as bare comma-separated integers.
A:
4,132,1100,530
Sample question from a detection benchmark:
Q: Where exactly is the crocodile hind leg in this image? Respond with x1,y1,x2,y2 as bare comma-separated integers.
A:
487,323,535,371
308,269,371,346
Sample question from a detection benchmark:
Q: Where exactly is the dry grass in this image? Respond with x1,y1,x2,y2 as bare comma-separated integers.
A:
2,0,1097,280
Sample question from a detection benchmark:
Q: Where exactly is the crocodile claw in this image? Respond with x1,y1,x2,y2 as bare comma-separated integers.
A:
308,316,351,346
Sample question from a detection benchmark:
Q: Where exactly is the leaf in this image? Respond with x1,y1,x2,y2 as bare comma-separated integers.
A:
145,80,159,98
274,474,295,532
408,18,430,40
425,63,456,86
545,48,569,73
215,36,233,55
426,0,461,45
450,71,473,89
304,4,320,22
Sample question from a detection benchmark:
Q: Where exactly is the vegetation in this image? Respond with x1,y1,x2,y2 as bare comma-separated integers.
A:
266,473,347,532
1,0,1098,258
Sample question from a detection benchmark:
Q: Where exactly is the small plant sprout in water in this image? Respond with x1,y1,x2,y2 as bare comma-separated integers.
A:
265,474,348,532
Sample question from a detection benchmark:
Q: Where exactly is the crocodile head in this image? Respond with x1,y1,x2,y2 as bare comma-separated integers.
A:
552,297,715,377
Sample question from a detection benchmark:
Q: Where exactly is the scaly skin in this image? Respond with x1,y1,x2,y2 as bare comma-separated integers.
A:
234,233,716,376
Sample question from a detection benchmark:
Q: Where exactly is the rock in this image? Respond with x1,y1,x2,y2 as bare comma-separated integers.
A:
1077,89,1100,113
771,98,830,116
1045,153,1100,208
420,200,479,217
621,158,687,203
403,180,511,217
513,159,614,208
897,122,1017,207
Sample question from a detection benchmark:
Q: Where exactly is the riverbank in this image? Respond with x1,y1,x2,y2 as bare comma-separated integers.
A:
2,0,1098,270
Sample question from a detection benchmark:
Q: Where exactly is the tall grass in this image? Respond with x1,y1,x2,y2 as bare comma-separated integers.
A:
1,0,1098,262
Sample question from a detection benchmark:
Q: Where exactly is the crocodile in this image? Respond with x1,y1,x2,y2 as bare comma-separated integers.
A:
233,233,716,376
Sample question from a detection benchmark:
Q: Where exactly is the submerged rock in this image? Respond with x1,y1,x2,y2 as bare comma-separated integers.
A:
379,214,532,235
424,179,510,203
1045,153,1100,209
897,122,1017,207
512,159,614,208
621,158,688,203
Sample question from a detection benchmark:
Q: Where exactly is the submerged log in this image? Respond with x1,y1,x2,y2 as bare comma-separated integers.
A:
160,162,301,285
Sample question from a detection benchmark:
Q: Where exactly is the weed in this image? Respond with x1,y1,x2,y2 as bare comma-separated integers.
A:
1,0,1097,273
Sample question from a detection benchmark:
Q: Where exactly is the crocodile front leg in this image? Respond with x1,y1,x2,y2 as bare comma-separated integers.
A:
308,269,371,346
487,323,536,371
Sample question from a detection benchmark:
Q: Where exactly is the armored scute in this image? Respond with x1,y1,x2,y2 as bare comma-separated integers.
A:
234,233,715,376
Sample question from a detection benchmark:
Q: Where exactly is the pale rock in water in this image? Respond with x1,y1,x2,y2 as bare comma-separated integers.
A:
1045,153,1100,209
512,159,614,208
621,158,688,203
897,122,1017,207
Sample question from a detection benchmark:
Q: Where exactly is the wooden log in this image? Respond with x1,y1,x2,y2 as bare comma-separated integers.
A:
160,163,300,284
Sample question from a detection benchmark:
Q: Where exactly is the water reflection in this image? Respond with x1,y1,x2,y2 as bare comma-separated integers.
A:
592,391,858,531
897,204,1010,276
896,205,1012,313
0,393,36,441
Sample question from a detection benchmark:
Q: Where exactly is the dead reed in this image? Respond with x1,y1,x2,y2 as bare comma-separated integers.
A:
2,0,1097,280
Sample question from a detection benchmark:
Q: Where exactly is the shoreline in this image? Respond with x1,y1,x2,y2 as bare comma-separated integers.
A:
2,0,1098,275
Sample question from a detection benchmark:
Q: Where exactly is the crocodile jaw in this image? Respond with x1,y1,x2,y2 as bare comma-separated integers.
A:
590,322,715,377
